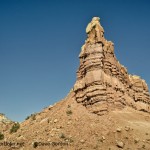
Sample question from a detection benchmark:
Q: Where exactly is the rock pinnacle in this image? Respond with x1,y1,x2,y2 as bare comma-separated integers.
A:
73,17,150,115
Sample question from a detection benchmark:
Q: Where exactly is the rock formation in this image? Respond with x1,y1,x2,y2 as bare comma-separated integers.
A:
73,17,150,115
0,113,12,123
0,113,13,132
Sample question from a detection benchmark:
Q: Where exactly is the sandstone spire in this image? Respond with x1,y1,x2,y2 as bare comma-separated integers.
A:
73,17,150,115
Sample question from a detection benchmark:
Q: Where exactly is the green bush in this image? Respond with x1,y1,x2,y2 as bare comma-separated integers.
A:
0,132,4,140
10,122,20,133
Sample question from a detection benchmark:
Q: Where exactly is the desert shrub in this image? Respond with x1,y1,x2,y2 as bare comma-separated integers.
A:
59,133,66,139
0,132,4,140
66,110,73,115
10,122,20,133
67,105,71,108
25,116,30,120
33,142,38,148
25,113,36,120
31,114,36,120
0,113,5,116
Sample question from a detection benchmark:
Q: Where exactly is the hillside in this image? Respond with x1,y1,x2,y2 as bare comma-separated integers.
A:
1,93,150,150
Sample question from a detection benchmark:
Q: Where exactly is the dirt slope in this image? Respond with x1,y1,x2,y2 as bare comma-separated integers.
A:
1,91,150,150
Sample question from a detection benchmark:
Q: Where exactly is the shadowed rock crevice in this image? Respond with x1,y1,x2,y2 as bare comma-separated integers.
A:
73,17,150,115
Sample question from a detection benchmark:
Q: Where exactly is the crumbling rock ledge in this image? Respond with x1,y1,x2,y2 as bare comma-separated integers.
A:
73,17,150,115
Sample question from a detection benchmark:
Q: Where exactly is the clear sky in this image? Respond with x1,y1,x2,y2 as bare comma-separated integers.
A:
0,0,150,122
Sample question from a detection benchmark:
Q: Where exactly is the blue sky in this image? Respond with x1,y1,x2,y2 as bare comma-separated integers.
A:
0,0,150,122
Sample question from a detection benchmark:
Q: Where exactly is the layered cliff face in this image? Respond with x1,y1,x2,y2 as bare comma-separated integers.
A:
73,17,150,115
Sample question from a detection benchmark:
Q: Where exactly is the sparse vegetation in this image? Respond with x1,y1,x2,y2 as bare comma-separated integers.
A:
10,122,20,133
0,113,5,116
66,105,73,115
25,116,30,120
67,105,71,108
31,114,36,120
66,109,73,115
0,132,4,140
59,133,74,143
25,113,36,120
59,133,66,139
33,142,38,148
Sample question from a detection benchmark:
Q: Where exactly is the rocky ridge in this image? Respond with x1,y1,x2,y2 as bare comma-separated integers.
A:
74,17,150,115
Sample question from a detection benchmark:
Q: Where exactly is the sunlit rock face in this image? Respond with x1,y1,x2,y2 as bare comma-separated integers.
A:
73,17,150,115
0,113,12,123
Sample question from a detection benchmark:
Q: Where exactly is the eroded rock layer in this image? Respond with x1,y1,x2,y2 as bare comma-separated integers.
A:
73,17,150,115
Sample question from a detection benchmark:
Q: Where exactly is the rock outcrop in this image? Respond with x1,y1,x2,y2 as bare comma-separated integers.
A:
0,113,12,123
0,113,13,132
73,17,150,115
